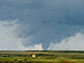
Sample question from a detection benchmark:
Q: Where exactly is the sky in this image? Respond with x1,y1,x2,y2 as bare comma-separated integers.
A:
0,0,84,50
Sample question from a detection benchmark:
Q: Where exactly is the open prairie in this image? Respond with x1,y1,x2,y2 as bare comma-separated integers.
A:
0,50,84,63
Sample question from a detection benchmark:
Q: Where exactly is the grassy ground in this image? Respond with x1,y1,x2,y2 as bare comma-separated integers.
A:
0,50,84,63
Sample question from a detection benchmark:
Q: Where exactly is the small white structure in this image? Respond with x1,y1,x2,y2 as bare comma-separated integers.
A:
32,55,36,57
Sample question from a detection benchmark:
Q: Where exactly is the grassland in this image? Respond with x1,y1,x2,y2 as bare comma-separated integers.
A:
0,50,84,63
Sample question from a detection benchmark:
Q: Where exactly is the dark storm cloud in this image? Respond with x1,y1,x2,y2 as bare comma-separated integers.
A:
3,24,14,27
0,0,84,49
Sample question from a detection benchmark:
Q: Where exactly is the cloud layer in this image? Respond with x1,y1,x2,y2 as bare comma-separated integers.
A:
0,20,43,50
48,33,84,50
0,0,84,49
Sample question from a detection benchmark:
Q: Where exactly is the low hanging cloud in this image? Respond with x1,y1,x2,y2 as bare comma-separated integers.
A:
0,20,43,50
48,33,84,50
0,0,84,50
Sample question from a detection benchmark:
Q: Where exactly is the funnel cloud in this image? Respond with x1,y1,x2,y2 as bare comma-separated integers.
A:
0,0,84,50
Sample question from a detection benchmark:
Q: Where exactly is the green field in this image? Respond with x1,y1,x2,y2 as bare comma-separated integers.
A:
0,50,84,63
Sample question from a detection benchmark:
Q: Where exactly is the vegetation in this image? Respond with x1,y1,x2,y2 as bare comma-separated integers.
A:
0,50,84,63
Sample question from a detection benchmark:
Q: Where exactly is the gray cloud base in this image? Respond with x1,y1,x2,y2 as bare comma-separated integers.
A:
0,0,84,49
